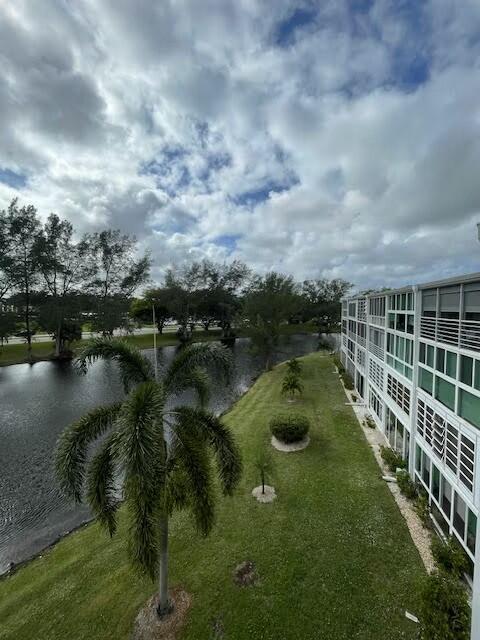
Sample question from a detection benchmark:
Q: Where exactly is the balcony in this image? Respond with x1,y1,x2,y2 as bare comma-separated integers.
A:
420,317,480,352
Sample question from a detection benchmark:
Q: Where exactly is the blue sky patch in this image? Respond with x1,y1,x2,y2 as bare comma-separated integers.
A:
213,234,241,253
275,6,317,47
0,168,27,189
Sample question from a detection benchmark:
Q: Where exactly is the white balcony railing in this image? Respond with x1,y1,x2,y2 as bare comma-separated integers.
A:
420,317,480,352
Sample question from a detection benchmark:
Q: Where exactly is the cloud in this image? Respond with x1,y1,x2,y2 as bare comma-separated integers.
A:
0,0,479,290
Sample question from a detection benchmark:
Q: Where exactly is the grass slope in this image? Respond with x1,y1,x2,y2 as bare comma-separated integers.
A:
0,354,424,640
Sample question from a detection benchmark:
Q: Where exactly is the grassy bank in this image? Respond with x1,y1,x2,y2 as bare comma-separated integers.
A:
0,354,424,639
0,323,318,367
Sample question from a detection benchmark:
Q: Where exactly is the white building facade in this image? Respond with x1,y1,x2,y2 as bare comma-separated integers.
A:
341,273,480,638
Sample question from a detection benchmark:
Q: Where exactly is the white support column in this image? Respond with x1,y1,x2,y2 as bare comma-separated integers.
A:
471,514,480,640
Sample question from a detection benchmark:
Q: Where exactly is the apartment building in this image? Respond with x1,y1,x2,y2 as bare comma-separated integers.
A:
340,273,480,637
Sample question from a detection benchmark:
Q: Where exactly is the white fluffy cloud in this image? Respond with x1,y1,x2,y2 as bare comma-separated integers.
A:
0,0,479,290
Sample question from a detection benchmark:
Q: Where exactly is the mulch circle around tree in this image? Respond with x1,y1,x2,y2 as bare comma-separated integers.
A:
233,560,258,587
131,588,192,640
271,435,310,452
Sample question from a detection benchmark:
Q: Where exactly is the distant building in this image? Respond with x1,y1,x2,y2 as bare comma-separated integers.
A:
341,273,480,637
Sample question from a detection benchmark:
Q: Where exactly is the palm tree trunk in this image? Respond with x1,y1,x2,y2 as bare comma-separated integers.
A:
157,513,171,617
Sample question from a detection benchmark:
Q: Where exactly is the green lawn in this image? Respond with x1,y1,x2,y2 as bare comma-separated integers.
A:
0,354,424,639
0,323,318,367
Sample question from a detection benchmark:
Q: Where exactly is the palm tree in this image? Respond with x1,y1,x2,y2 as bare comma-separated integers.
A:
281,372,304,400
55,338,242,617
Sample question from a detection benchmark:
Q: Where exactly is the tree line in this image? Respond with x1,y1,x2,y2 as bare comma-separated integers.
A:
0,198,351,365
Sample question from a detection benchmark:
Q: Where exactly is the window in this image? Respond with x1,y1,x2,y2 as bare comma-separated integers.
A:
460,356,473,386
435,377,455,411
422,289,437,317
407,314,414,334
467,509,477,555
426,345,435,368
446,352,457,379
439,285,460,319
368,358,384,390
369,388,383,421
422,450,430,487
432,465,440,501
436,348,445,373
459,390,480,429
463,281,480,321
415,444,422,473
453,493,466,539
369,296,386,317
416,397,475,493
348,302,356,317
419,368,433,395
419,342,425,363
387,374,410,414
441,477,452,518
396,314,406,332
388,313,395,329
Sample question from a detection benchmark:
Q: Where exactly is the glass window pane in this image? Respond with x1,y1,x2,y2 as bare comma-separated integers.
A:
453,493,466,539
401,293,407,310
459,390,480,429
446,352,457,379
422,450,430,487
419,367,433,395
432,465,440,501
441,477,452,519
435,377,456,411
460,356,473,386
474,363,480,391
436,348,445,373
467,509,477,555
407,314,414,334
396,314,406,332
419,342,425,364
388,313,395,329
415,444,422,473
427,345,435,368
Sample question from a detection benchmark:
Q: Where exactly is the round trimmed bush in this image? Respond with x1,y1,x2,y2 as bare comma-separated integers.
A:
270,413,310,443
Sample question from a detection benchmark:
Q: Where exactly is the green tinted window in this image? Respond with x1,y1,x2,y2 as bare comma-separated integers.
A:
436,348,445,372
446,352,457,379
415,444,422,472
388,313,395,329
459,390,480,428
460,356,473,386
426,345,435,368
474,363,480,391
419,342,425,364
432,465,440,501
419,367,433,395
435,377,455,411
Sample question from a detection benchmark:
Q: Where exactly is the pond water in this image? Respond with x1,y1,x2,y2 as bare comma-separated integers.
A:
0,334,332,574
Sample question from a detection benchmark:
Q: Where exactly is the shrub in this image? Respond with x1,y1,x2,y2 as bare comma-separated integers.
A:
364,415,376,429
418,570,470,640
281,372,304,399
396,469,418,500
431,536,469,577
341,370,354,390
286,358,302,375
379,445,406,472
270,413,310,443
414,493,432,529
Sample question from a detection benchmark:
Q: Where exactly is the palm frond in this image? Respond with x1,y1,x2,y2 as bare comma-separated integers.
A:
173,406,242,496
163,342,232,396
86,431,120,537
165,465,191,514
170,421,215,536
167,366,211,408
55,402,122,502
76,338,154,392
116,380,166,578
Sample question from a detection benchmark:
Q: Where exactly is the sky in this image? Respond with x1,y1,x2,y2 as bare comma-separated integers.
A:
0,0,480,291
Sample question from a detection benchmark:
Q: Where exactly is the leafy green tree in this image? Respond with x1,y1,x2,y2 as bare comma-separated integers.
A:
281,372,304,399
34,214,92,357
0,199,41,361
86,230,150,336
302,278,352,334
55,339,242,616
243,272,299,370
130,288,174,334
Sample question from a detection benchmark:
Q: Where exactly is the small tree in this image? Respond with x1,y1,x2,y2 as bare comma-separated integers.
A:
281,372,304,400
254,448,274,494
286,358,302,376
